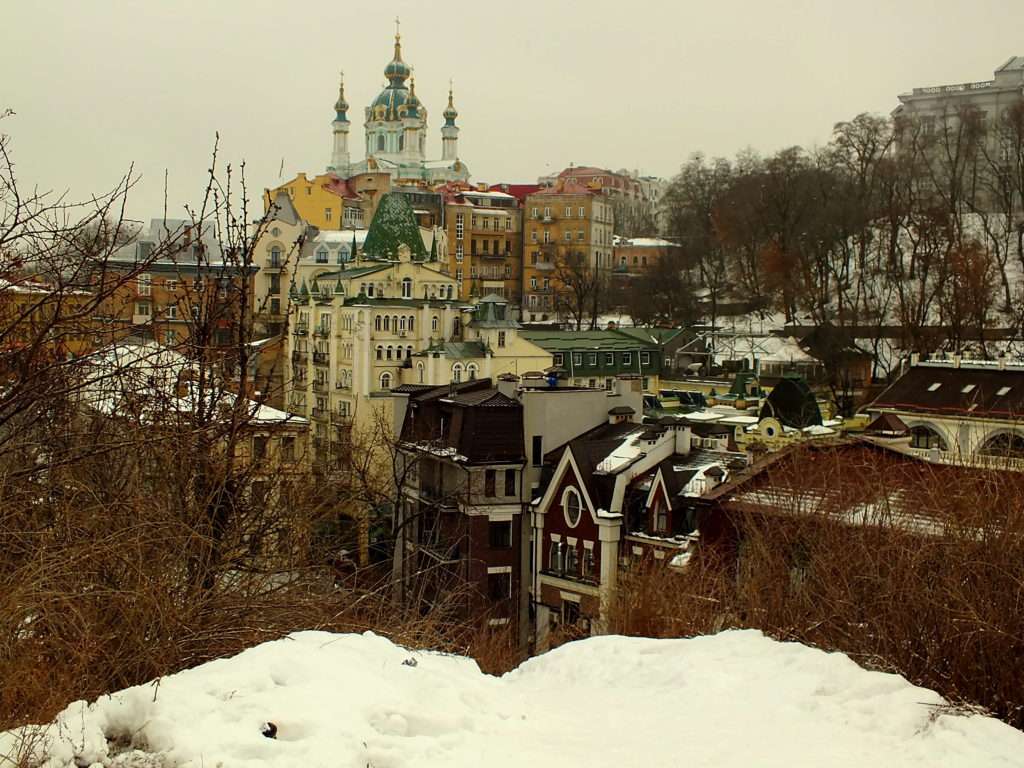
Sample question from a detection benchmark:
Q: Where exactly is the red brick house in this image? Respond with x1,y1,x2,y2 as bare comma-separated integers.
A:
531,416,745,646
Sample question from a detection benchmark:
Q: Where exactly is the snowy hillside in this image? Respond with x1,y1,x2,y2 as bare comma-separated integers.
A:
3,630,1022,768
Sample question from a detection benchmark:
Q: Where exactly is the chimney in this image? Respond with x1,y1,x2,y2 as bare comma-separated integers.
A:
910,352,920,367
497,373,519,398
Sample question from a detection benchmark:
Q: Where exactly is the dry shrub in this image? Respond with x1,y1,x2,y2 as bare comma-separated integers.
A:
609,444,1024,728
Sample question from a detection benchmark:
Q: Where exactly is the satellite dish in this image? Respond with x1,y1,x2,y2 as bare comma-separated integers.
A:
760,417,782,439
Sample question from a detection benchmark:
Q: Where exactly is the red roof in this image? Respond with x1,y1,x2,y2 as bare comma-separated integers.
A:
322,174,360,200
488,183,541,203
532,178,597,197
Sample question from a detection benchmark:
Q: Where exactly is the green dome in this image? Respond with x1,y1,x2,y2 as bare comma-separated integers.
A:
369,85,412,122
362,192,428,261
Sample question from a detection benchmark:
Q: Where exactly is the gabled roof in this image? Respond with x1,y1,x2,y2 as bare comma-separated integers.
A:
870,363,1024,419
443,389,519,408
864,412,910,436
414,341,488,359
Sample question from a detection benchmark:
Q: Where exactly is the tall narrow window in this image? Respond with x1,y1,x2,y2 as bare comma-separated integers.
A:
504,469,516,497
484,469,496,497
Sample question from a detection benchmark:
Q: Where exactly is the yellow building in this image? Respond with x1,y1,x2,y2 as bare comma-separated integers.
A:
264,171,374,231
522,179,614,322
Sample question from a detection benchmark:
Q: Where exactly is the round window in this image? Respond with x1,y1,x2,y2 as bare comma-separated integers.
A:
564,488,582,528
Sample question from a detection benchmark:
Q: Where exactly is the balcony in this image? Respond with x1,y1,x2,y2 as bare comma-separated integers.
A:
311,408,328,420
293,322,308,336
288,403,307,417
312,380,327,393
314,326,330,338
266,256,282,271
291,350,307,363
481,249,512,260
313,351,329,365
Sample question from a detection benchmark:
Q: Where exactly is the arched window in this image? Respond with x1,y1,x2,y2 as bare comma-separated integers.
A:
563,487,582,528
380,372,392,389
316,248,328,264
401,277,412,298
269,246,282,266
375,346,383,361
386,346,393,360
979,431,1024,459
377,134,385,152
467,363,478,381
447,285,454,299
399,133,405,151
337,247,346,264
375,315,381,331
360,282,367,295
392,315,399,331
408,316,415,332
910,425,947,451
367,283,375,297
406,345,413,358
431,316,439,332
453,317,461,336
383,315,390,331
396,347,403,360
452,363,463,383
399,316,406,331
417,363,425,383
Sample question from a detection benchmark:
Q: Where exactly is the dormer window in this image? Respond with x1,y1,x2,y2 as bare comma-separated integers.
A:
961,384,976,394
997,386,1012,396
927,382,942,392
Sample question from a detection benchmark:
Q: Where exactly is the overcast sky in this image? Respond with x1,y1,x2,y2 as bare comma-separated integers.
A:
3,0,1023,221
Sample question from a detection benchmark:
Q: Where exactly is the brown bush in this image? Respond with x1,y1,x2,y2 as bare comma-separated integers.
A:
608,445,1024,728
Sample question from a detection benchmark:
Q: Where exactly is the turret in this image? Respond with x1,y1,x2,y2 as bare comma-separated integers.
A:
329,71,351,172
441,81,459,162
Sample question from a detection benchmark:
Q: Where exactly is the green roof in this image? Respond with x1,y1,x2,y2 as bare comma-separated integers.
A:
343,297,469,309
520,329,659,352
414,341,488,359
315,265,390,280
615,326,686,345
362,192,428,261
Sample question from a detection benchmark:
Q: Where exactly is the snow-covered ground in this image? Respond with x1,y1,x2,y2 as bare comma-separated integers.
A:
3,630,1022,768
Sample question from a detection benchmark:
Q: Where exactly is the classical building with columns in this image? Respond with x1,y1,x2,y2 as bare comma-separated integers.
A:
327,23,470,185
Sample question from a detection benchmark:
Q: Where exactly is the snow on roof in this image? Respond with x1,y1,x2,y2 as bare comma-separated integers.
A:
7,629,1022,767
617,237,676,248
461,189,516,199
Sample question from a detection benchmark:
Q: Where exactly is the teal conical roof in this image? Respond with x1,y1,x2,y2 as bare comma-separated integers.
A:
361,192,428,261
429,231,438,262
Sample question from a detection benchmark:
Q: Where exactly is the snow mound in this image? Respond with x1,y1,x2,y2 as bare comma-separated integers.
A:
3,630,1022,768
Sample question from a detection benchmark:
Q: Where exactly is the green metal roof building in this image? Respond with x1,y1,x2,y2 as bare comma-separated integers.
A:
520,329,663,391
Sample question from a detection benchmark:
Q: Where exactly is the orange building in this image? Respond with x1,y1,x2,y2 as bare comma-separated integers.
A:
521,180,614,321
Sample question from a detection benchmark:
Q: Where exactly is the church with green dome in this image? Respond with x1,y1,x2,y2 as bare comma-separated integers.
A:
327,21,470,185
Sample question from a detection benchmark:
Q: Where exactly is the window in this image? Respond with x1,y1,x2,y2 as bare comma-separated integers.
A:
253,436,268,460
489,521,512,549
377,134,385,151
582,548,595,579
543,206,551,219
531,207,538,218
532,435,543,466
564,230,572,242
137,273,152,296
484,469,496,497
572,352,583,366
605,352,614,366
553,352,563,366
468,364,478,380
578,206,585,218
961,384,976,394
452,364,463,383
543,230,551,244
577,230,585,241
324,209,332,222
563,487,582,528
135,301,151,317
401,278,412,298
431,316,439,332
623,352,632,366
455,243,464,262
504,469,516,497
269,246,282,267
640,352,651,366
565,206,572,218
166,305,178,320
652,499,668,533
379,372,392,390
375,345,383,360
455,213,464,240
497,331,506,348
163,330,177,345
549,541,563,573
408,316,415,332
316,248,328,263
928,382,942,392
487,571,512,601
530,276,538,290
165,279,178,292
281,436,295,462
997,386,1012,396
565,544,579,576
587,353,597,366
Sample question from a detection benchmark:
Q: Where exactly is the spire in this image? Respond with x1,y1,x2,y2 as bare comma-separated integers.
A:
429,230,438,262
350,229,358,261
444,79,459,126
383,16,410,85
333,70,349,122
